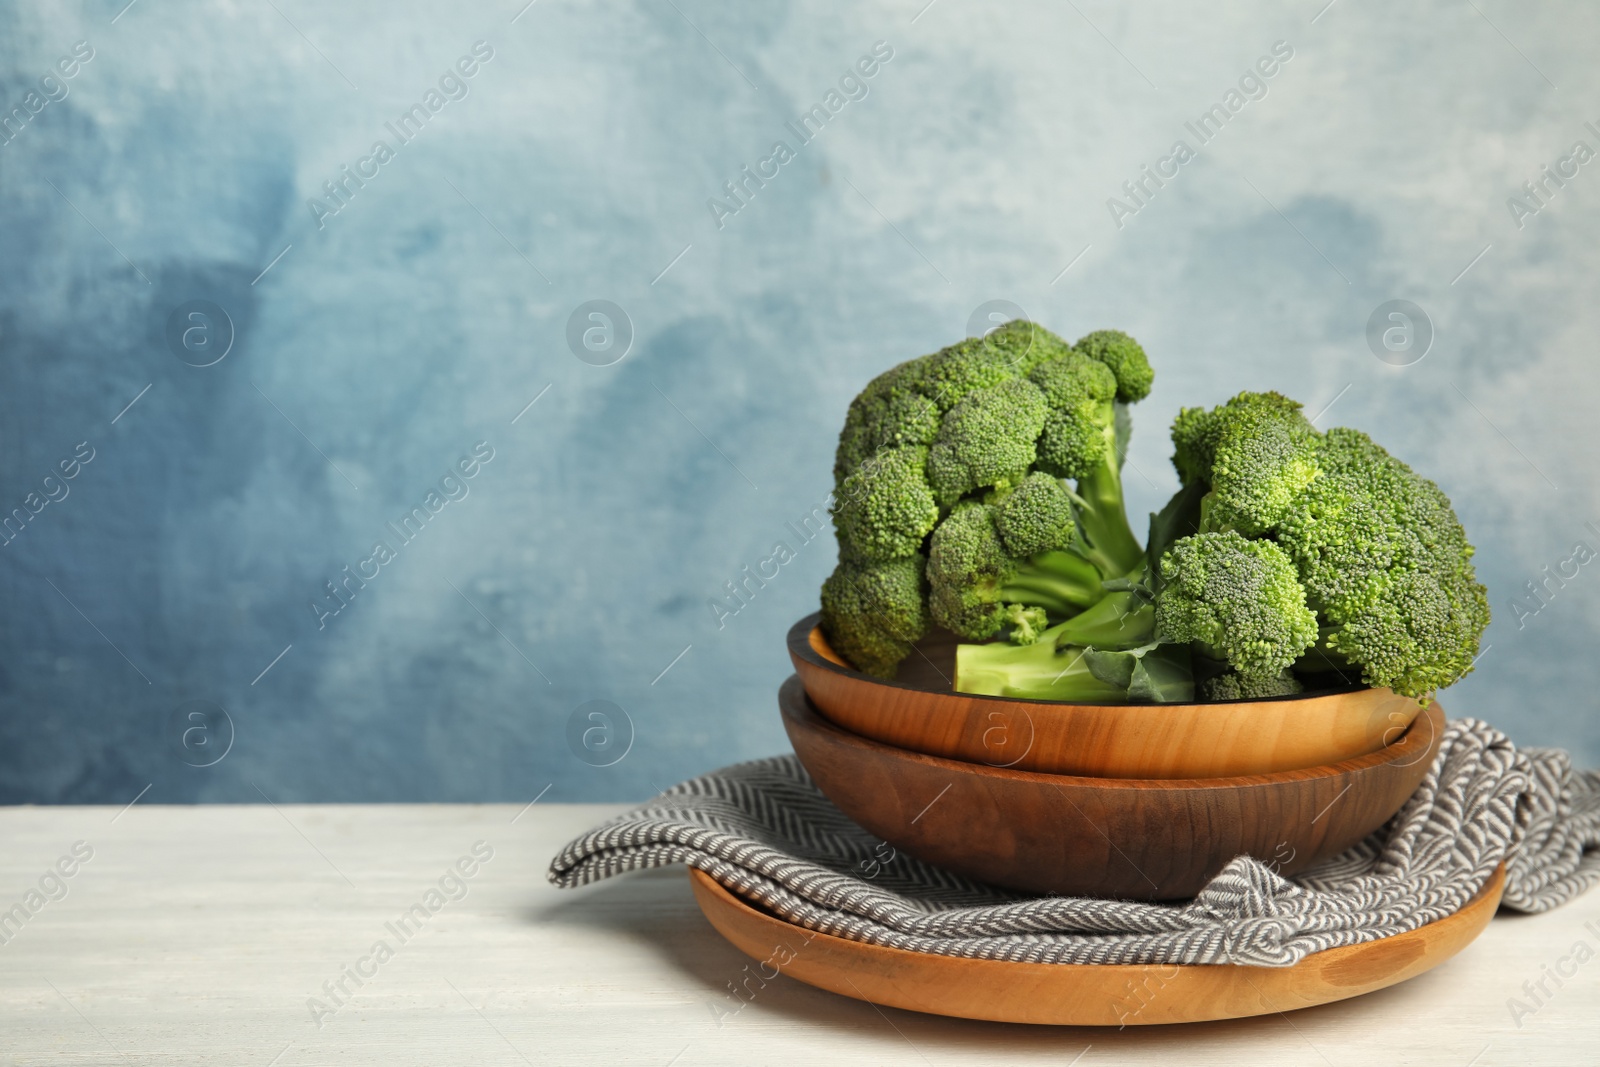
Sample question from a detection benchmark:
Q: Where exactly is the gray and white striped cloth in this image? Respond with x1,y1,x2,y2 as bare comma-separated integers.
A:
549,719,1600,968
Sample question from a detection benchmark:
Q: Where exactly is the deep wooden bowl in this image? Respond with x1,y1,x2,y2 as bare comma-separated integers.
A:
779,674,1443,900
788,613,1421,779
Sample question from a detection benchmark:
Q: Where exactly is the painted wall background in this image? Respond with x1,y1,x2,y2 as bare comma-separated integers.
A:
2,0,1598,805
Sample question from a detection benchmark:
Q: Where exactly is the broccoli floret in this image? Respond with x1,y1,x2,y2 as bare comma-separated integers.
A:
1075,330,1154,404
925,379,1048,507
1170,405,1220,486
1201,668,1303,701
832,359,937,485
1154,531,1318,678
1029,353,1118,480
875,390,941,453
927,500,1104,640
833,445,939,562
927,502,1012,638
1274,428,1489,698
1202,392,1321,534
994,471,1077,558
820,556,931,678
1003,603,1050,645
1028,350,1145,576
978,319,1076,376
919,336,1021,412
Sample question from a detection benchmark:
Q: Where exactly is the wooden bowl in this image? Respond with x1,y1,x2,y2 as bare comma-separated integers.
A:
779,674,1442,900
690,863,1506,1025
788,613,1421,779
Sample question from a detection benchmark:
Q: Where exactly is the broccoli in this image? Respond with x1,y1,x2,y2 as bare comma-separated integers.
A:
1170,398,1490,700
822,327,1488,702
824,321,1153,671
819,555,931,679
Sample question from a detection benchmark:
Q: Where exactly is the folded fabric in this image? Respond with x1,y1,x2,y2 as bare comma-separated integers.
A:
549,718,1600,968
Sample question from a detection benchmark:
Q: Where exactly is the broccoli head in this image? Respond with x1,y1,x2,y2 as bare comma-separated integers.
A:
833,445,939,562
823,322,1180,682
1166,399,1490,700
1154,531,1318,678
820,555,931,678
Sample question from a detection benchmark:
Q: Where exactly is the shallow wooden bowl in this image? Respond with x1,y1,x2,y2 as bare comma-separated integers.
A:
690,863,1505,1025
788,613,1421,779
779,674,1442,900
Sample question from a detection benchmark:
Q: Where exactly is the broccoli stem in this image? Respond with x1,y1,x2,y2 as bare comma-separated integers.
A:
1049,587,1154,650
1073,422,1146,577
955,638,1131,701
953,555,1169,697
956,613,1195,701
999,550,1107,615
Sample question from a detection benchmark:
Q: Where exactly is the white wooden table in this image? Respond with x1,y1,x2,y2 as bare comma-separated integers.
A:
0,803,1595,1066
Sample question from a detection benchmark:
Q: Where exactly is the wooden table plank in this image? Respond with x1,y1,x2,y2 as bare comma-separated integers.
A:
0,804,1594,1065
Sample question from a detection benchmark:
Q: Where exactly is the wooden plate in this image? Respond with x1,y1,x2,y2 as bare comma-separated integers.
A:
788,613,1421,779
690,863,1506,1026
781,675,1442,899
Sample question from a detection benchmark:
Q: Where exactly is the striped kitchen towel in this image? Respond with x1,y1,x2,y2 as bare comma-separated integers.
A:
549,718,1600,968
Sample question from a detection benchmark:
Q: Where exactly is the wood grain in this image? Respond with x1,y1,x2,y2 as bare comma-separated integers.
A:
780,674,1443,899
789,613,1422,779
689,862,1506,1026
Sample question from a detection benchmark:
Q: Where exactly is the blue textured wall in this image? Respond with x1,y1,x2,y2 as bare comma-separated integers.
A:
3,1,1597,804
